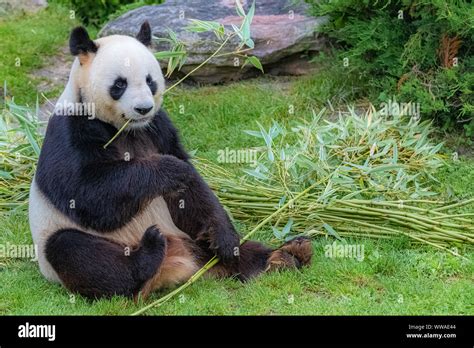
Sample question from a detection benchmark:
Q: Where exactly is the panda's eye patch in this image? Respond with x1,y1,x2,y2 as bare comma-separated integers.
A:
146,74,157,95
110,77,127,100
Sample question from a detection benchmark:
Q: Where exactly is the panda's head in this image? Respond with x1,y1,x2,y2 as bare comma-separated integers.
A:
64,22,165,129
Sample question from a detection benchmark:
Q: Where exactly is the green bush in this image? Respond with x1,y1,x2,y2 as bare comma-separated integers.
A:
306,0,474,136
49,0,162,27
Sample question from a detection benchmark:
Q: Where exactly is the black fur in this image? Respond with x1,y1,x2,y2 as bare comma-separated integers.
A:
146,74,157,95
236,241,272,280
136,21,152,47
69,26,98,56
45,226,166,299
36,108,240,265
146,111,241,265
109,77,127,100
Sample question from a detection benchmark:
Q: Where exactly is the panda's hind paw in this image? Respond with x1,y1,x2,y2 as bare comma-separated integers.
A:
267,236,313,271
141,225,166,251
133,226,167,282
280,236,313,266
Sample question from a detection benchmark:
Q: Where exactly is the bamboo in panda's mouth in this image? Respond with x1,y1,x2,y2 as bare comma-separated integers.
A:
103,119,131,149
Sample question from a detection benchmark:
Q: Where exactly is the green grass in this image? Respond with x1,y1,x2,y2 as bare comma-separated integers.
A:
163,77,294,161
0,7,473,316
1,211,472,315
1,77,473,315
0,3,78,105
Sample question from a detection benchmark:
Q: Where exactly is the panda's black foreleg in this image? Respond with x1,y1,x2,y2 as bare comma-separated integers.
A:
163,167,240,269
45,226,166,299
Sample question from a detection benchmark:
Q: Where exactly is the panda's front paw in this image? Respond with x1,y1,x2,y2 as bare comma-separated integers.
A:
212,230,240,268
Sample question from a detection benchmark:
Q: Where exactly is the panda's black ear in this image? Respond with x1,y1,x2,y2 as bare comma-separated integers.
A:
136,21,152,47
69,26,98,57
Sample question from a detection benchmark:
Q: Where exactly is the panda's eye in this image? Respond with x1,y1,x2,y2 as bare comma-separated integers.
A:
146,74,157,95
146,75,153,86
114,78,127,89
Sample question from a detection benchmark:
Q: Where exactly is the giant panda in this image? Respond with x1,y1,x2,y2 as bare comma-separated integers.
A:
28,21,313,299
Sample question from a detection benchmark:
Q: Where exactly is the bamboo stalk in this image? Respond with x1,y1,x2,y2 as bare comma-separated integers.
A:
103,120,130,149
165,34,234,95
433,198,474,212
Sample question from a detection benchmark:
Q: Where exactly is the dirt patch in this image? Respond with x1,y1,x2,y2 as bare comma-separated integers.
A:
30,44,72,120
33,44,72,93
433,131,474,160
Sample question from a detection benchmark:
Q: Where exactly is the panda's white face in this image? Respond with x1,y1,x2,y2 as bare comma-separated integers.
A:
73,35,165,129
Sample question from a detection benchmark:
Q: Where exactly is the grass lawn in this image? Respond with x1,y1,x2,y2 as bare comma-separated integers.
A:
0,3,78,105
0,7,472,316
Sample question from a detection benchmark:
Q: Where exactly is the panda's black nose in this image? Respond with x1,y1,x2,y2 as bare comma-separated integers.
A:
134,106,153,115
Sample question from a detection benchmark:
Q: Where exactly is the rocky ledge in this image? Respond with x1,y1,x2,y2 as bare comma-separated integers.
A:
100,0,327,83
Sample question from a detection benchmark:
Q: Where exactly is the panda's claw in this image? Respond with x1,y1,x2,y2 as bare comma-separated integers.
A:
212,230,240,268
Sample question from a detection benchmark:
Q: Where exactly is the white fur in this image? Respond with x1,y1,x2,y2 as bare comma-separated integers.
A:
57,35,165,129
29,178,191,283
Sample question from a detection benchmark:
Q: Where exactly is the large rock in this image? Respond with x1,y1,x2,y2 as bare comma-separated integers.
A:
99,0,326,83
0,0,47,17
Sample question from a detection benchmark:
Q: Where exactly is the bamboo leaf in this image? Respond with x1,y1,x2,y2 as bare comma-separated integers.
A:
367,164,405,174
155,51,186,59
245,56,263,72
282,218,294,236
235,0,245,17
243,168,268,180
323,223,343,241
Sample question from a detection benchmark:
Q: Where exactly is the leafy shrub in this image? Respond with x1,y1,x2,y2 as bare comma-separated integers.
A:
106,0,164,23
305,0,474,136
49,0,162,27
241,107,445,200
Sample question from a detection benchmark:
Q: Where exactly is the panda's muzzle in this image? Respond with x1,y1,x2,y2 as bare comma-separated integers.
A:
123,112,153,126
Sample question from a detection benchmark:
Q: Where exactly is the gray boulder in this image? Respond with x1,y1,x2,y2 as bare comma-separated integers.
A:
0,0,47,17
99,0,326,83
